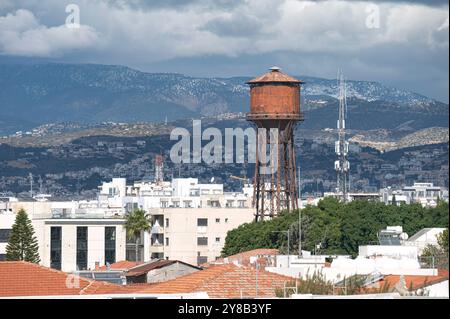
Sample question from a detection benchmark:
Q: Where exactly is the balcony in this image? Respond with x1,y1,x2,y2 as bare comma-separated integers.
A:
151,225,164,234
150,244,164,253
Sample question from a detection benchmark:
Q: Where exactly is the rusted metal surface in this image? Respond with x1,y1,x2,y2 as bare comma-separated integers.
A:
247,68,303,118
247,67,304,84
246,67,304,221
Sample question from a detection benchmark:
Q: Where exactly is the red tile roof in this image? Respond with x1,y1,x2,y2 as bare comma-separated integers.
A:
378,274,448,291
126,260,200,277
130,264,295,298
0,261,128,297
98,260,143,271
213,249,279,268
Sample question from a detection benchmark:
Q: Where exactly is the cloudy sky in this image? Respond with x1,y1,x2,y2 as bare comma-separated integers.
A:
0,0,448,102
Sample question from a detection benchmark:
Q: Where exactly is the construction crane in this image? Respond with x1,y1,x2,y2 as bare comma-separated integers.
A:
229,175,250,188
230,175,248,182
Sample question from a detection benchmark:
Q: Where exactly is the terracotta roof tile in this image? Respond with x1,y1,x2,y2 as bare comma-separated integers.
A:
98,260,143,271
0,261,129,297
131,264,295,298
126,259,200,277
212,249,279,268
379,274,449,290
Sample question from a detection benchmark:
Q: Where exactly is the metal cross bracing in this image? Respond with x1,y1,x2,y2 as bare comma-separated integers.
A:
334,69,350,203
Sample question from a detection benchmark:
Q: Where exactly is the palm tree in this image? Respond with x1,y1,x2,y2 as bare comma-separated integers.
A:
125,209,151,262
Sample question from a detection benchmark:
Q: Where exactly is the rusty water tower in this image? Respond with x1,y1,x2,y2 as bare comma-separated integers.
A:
246,66,304,221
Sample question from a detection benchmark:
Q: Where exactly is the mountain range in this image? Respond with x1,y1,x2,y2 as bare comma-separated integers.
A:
0,62,448,135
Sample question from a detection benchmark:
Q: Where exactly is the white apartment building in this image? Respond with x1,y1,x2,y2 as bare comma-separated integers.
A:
97,177,254,265
149,207,254,265
0,197,126,271
1,177,255,271
380,182,448,207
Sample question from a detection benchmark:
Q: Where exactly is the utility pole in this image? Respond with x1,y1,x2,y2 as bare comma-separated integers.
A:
298,167,302,258
29,173,33,198
38,175,43,194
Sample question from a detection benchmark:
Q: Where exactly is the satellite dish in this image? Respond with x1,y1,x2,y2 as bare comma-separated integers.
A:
210,177,215,183
400,232,409,241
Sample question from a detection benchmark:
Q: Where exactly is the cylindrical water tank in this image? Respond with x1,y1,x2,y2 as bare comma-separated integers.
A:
247,66,304,120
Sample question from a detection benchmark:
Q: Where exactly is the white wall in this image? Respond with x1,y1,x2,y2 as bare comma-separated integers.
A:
0,212,15,257
425,280,449,298
359,245,418,259
266,265,438,283
42,221,126,272
152,207,254,265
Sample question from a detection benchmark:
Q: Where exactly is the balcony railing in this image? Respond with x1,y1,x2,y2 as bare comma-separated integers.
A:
151,225,164,234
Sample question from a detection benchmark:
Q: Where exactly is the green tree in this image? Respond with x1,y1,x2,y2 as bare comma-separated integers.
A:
275,271,334,297
125,209,151,262
6,209,40,263
421,228,449,269
391,194,397,206
437,228,448,255
222,199,449,258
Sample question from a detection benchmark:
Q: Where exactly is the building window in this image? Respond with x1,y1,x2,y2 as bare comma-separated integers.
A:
215,218,220,223
50,227,62,270
197,218,208,227
76,227,88,271
165,218,169,228
215,237,220,243
165,237,170,246
161,201,169,208
105,227,116,265
197,237,208,246
0,254,5,261
225,218,229,223
197,256,208,265
0,229,11,243
126,202,138,213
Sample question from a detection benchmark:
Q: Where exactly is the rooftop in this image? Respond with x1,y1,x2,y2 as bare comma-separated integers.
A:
126,263,294,298
125,259,201,277
97,260,143,271
213,248,279,267
0,261,128,297
373,272,449,292
247,67,304,84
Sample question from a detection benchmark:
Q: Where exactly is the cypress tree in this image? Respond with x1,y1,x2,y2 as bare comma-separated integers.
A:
5,208,40,263
391,194,397,206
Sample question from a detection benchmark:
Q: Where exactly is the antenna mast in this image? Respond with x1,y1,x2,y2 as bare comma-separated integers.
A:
38,175,43,194
29,173,33,198
334,69,350,203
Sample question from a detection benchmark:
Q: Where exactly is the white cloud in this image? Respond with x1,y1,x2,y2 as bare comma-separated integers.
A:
0,1,447,60
0,9,99,57
0,0,448,101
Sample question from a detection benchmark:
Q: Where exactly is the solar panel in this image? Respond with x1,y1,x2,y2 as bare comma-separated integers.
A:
94,272,122,279
378,232,401,245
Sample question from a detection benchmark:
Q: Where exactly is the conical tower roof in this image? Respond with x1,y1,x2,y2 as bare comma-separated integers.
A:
247,66,304,84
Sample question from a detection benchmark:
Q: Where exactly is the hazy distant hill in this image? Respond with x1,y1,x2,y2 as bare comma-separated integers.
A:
0,62,448,135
